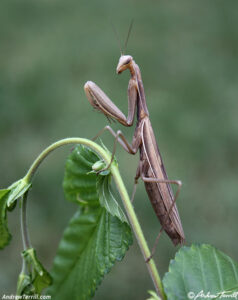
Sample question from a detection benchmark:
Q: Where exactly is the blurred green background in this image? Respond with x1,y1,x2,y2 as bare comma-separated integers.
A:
0,0,238,299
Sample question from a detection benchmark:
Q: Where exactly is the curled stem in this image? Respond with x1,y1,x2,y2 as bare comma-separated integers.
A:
24,138,109,183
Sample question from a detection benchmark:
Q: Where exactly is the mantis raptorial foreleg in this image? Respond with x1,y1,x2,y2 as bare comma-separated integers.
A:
84,80,137,127
84,80,139,170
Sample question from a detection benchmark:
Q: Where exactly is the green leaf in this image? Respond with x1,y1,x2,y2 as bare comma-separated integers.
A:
97,175,128,223
17,248,52,295
48,144,132,299
146,290,161,300
0,189,11,249
7,178,31,208
64,145,127,222
63,145,99,206
163,244,238,300
48,207,132,300
0,178,31,249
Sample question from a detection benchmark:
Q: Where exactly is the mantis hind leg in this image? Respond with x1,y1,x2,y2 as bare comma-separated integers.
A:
141,171,183,262
131,160,142,203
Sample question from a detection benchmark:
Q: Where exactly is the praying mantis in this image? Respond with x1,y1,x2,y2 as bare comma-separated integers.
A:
84,51,185,257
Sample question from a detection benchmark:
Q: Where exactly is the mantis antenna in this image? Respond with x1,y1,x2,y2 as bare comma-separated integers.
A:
110,21,123,56
123,19,134,54
110,20,134,55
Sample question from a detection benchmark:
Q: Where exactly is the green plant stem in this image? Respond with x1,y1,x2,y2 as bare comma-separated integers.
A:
20,191,31,275
23,137,165,299
111,165,166,300
20,191,31,250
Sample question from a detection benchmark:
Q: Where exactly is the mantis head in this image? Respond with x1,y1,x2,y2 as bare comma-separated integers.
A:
116,55,133,74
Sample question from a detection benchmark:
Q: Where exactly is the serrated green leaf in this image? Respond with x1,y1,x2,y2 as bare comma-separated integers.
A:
48,207,132,300
17,248,52,295
97,175,128,223
49,144,132,299
163,244,238,300
0,189,11,249
63,145,99,206
7,178,31,208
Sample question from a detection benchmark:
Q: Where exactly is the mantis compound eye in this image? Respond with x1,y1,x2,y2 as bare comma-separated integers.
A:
124,58,131,65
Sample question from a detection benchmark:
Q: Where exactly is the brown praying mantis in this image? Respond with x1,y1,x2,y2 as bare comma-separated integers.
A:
84,51,185,258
